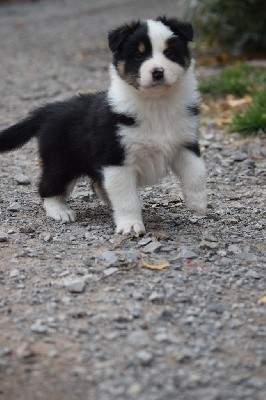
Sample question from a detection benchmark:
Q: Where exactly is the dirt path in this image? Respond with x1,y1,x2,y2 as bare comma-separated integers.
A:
0,1,265,400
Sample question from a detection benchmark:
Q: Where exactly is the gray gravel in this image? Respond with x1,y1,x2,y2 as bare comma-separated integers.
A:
0,1,265,400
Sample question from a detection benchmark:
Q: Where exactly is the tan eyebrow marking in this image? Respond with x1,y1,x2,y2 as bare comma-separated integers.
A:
138,42,145,53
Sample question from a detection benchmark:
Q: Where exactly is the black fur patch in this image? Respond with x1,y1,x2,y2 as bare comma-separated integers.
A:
157,16,194,42
111,22,152,88
185,142,201,157
108,21,141,53
0,92,136,198
164,35,191,69
187,104,200,117
116,114,136,126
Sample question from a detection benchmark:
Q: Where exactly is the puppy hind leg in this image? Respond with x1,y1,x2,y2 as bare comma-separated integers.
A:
39,172,76,222
91,180,110,205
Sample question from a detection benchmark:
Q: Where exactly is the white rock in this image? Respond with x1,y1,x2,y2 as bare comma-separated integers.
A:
31,320,48,334
14,174,31,185
103,267,119,276
101,250,118,265
0,232,8,242
65,279,86,293
142,242,162,253
10,268,20,278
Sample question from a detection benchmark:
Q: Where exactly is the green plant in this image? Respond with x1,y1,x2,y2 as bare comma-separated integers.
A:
199,65,266,97
187,0,266,54
230,92,266,136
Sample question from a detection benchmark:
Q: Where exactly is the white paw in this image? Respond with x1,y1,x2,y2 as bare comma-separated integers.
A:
190,205,207,216
43,198,76,223
186,193,207,216
47,207,76,222
116,220,146,236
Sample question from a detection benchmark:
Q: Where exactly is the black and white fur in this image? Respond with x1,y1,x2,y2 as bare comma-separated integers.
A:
0,17,206,235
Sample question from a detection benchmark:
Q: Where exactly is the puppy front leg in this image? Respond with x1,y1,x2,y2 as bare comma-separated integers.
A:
103,166,145,235
172,144,207,215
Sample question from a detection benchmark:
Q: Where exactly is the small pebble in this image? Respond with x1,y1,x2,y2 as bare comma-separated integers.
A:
0,347,12,356
0,232,8,242
137,350,153,366
199,240,219,250
208,304,225,314
42,233,53,242
149,291,165,304
10,268,20,278
14,174,31,185
142,242,162,253
244,270,261,279
7,202,21,212
127,383,142,396
101,250,118,265
127,331,150,347
232,151,248,162
65,279,86,293
103,267,118,276
177,247,197,259
31,320,48,334
48,349,59,358
138,237,152,247
19,226,35,234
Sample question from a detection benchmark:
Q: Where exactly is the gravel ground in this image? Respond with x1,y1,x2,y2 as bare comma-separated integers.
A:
0,1,265,400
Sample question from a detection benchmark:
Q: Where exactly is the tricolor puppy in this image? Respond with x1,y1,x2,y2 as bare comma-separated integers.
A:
0,17,207,235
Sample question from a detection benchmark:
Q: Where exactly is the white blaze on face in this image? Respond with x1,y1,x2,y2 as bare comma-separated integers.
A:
139,20,184,90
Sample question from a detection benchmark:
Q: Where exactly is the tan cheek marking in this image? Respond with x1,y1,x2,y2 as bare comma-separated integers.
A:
117,61,139,89
37,159,44,168
138,42,145,53
117,60,125,77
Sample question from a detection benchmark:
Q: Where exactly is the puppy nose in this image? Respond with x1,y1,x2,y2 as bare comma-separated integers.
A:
152,68,164,81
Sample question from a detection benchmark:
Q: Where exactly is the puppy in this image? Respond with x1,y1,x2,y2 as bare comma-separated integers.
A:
0,17,206,235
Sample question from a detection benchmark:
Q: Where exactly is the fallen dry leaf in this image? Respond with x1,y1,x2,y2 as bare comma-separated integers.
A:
142,260,170,270
257,296,266,304
214,117,233,126
200,102,210,112
220,95,252,110
216,52,230,64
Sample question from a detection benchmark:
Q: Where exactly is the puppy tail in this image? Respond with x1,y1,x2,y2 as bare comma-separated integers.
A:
0,112,41,153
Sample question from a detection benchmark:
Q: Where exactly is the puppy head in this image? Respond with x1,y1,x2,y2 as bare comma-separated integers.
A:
108,17,193,95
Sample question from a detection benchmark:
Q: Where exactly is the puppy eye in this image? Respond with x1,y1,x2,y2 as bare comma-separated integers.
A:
164,49,176,60
134,52,144,60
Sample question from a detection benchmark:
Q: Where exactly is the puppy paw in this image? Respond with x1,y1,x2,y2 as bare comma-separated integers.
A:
190,205,207,216
116,221,146,236
43,198,76,223
186,193,207,216
47,207,76,223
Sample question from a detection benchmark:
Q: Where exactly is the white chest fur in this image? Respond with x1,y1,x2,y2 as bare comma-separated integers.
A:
108,63,200,187
119,105,184,186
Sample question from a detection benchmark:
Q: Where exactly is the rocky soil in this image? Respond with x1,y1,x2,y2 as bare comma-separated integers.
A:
0,1,265,399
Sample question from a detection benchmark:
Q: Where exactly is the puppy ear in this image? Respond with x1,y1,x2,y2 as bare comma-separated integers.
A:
108,21,140,53
157,16,194,42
